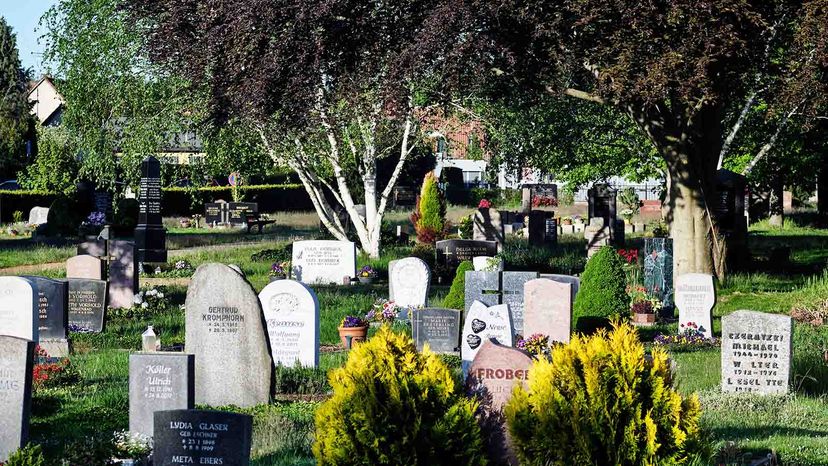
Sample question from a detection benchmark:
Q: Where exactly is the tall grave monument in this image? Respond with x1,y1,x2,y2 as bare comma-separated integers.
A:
135,156,167,264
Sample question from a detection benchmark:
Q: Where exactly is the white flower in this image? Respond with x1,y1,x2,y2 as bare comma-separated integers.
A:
141,302,149,309
133,295,143,304
157,292,164,298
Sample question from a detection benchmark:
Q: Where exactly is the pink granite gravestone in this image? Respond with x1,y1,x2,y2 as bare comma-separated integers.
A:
524,278,572,343
66,255,104,280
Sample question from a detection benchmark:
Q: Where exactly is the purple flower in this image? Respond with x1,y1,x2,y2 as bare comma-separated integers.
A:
342,315,367,328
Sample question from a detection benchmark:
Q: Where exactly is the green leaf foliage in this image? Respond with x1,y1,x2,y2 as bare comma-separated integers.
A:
505,324,703,465
4,444,46,466
573,246,629,331
443,260,474,311
18,126,79,195
0,17,33,179
414,172,446,243
313,326,486,466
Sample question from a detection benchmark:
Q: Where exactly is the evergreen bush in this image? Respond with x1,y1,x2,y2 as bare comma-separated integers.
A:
573,245,629,331
443,260,474,310
4,444,45,466
505,323,703,465
411,172,446,243
313,326,486,465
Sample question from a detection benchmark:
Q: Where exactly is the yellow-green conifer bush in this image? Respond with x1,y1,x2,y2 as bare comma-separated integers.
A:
313,326,487,466
411,171,446,243
505,323,702,466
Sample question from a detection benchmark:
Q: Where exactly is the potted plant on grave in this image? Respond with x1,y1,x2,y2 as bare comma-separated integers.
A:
365,299,401,326
357,265,377,285
269,261,290,282
338,315,369,348
111,430,152,465
630,292,661,326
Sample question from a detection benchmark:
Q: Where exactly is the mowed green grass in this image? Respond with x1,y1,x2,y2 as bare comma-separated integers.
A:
19,213,828,464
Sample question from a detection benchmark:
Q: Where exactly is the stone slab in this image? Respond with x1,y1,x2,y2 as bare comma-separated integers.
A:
129,353,195,437
108,240,138,309
27,207,49,226
501,271,538,337
539,274,580,304
291,240,356,285
66,255,104,280
66,278,107,333
153,409,253,466
435,239,498,268
524,278,572,343
411,308,461,354
21,276,67,340
722,310,792,395
0,336,34,462
259,279,319,368
675,273,716,338
464,271,500,315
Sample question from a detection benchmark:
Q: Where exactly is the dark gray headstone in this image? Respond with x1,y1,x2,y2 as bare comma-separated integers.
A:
185,264,272,407
21,276,67,340
66,278,107,333
587,183,617,224
227,202,258,226
545,218,558,244
108,240,138,309
129,353,195,437
436,239,498,268
528,210,546,246
412,308,461,354
204,202,226,225
0,336,34,462
135,156,167,263
501,271,539,337
464,271,500,315
153,410,252,466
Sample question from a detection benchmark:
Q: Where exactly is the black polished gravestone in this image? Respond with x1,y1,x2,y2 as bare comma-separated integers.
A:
21,277,68,340
134,156,167,264
227,202,258,226
204,202,226,225
436,239,498,269
66,279,107,333
392,186,416,207
153,410,253,466
587,183,617,224
412,308,462,354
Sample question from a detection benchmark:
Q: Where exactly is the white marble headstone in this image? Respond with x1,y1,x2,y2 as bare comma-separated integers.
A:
675,273,716,339
258,279,320,368
721,310,792,395
291,240,356,285
461,301,513,376
0,277,38,341
388,257,430,308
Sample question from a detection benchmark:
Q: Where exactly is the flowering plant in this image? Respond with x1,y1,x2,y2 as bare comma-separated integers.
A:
531,195,558,208
270,261,290,278
84,211,107,226
358,265,377,278
620,208,635,221
365,299,401,323
112,430,153,458
516,334,552,360
654,323,719,351
341,315,368,328
115,287,170,319
32,346,79,390
478,198,492,209
628,285,662,315
617,249,639,264
68,324,94,333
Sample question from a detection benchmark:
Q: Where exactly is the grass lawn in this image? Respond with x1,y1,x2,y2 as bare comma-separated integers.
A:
14,212,828,464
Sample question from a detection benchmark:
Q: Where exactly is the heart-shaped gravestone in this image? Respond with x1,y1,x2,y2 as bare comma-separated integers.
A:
471,318,486,334
466,334,482,349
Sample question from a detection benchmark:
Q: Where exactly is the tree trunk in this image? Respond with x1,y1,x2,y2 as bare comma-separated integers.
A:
768,173,784,228
818,153,828,226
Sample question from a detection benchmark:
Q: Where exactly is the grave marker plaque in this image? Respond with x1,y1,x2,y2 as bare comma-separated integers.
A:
388,257,430,308
21,277,68,356
524,278,572,343
291,240,356,285
411,308,461,354
436,240,498,268
66,279,107,333
185,264,271,407
0,336,35,462
227,202,258,226
66,255,104,280
153,410,253,466
0,277,38,341
675,273,715,339
259,279,320,368
204,202,226,224
129,353,195,437
722,310,792,395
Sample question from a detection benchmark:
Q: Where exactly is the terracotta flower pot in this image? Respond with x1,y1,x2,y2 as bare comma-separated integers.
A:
633,312,657,326
338,325,369,348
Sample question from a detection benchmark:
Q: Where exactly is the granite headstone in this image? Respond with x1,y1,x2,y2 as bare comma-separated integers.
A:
0,336,34,462
258,279,320,368
66,254,104,280
539,274,580,304
27,207,49,226
411,308,461,354
524,278,572,343
77,239,108,258
0,277,38,342
134,156,168,263
185,263,272,407
66,278,107,333
388,257,430,308
436,239,498,268
21,276,68,357
153,410,253,466
291,240,357,285
461,301,514,376
129,353,195,437
675,273,715,339
501,271,539,337
108,240,138,309
473,208,505,244
721,310,792,395
464,271,500,315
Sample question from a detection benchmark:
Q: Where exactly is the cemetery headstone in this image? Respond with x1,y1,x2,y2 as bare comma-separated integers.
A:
587,183,617,224
77,239,108,258
134,156,168,263
644,237,674,314
291,240,356,285
388,257,430,308
527,210,547,246
27,206,49,226
473,208,505,244
185,263,271,407
436,239,498,269
721,310,792,395
66,254,104,280
524,278,572,343
0,336,35,462
539,274,580,307
66,279,107,333
545,217,558,244
93,189,112,221
108,240,138,309
258,279,320,368
204,202,226,225
411,308,461,353
501,271,538,337
715,169,749,268
392,186,416,207
227,202,258,226
129,353,195,437
21,277,68,357
466,339,532,466
675,273,716,339
461,301,513,376
153,410,253,466
0,277,38,342
464,271,500,315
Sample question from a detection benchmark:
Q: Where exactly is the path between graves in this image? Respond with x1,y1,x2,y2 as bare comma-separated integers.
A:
0,240,279,276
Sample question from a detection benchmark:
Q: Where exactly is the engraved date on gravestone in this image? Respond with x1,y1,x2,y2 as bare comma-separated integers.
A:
202,306,244,334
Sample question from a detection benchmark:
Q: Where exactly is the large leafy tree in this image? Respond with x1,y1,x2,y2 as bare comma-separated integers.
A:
0,17,33,179
417,0,828,278
127,0,443,257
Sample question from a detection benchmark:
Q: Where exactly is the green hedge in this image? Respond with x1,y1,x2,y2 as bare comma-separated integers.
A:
0,190,58,222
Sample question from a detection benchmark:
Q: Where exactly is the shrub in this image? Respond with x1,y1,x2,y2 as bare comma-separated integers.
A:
410,243,436,270
443,260,474,310
313,327,485,465
251,243,292,262
505,323,703,465
113,198,139,231
411,172,446,243
3,444,45,466
45,197,83,236
18,125,79,195
573,246,629,331
274,362,331,395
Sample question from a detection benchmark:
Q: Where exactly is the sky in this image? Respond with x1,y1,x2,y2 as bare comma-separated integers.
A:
2,0,59,76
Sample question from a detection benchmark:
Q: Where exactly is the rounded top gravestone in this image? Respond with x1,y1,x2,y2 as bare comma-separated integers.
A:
0,277,38,342
258,279,320,368
461,301,513,377
185,263,272,407
388,257,430,308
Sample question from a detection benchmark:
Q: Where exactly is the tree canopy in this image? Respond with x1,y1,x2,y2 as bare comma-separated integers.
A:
0,17,33,179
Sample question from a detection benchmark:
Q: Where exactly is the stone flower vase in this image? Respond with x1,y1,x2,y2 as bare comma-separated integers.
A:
338,325,369,348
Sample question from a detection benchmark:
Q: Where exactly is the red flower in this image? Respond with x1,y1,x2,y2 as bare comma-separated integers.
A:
478,199,492,209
